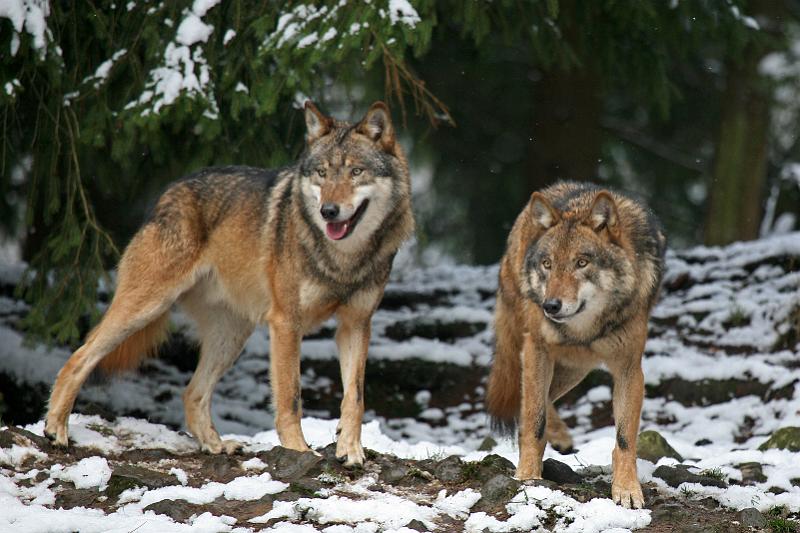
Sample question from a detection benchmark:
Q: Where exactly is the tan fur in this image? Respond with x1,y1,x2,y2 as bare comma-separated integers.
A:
486,181,665,509
45,102,414,466
97,312,170,373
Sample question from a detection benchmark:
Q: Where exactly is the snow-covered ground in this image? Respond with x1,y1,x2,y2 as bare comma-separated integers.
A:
1,233,799,532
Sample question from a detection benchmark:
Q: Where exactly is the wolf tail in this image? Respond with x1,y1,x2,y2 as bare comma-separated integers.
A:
97,312,170,374
485,299,522,434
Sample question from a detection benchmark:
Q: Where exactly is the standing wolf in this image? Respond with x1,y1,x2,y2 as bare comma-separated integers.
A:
486,181,665,508
45,101,414,466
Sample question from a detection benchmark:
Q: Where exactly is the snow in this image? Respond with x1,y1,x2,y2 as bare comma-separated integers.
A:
1,233,800,530
0,0,50,55
127,0,219,118
387,0,421,27
51,457,112,490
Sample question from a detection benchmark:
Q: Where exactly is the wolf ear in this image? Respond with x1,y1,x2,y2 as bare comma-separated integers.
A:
357,101,395,152
586,191,619,233
304,101,332,144
529,193,560,230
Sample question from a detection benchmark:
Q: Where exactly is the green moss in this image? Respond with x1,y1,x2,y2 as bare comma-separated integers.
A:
759,428,800,452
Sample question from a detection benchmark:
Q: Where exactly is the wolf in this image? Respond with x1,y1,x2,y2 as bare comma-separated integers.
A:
45,101,414,466
485,181,665,508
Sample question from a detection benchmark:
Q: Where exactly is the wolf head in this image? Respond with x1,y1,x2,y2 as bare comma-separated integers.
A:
522,190,636,341
297,101,409,248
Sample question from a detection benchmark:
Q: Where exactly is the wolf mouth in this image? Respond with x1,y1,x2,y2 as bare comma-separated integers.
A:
545,300,586,323
325,199,370,241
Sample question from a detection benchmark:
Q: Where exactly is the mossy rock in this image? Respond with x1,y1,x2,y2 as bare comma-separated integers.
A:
758,427,800,452
637,430,683,463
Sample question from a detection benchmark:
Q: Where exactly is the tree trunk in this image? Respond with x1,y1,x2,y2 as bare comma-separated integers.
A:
704,46,771,245
525,65,603,192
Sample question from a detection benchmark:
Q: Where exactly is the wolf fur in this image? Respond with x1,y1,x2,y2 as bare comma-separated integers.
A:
485,181,665,508
45,102,414,466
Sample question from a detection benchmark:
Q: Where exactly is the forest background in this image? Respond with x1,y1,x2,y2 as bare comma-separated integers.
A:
2,0,800,345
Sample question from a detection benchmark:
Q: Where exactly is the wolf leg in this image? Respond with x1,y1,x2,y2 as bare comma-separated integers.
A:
516,333,553,480
182,302,253,454
546,365,591,453
268,317,310,452
45,285,180,446
607,326,647,509
333,305,372,467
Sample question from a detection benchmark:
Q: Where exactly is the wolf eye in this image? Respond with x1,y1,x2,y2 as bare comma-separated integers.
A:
576,258,589,268
351,167,363,176
542,259,551,270
316,168,326,178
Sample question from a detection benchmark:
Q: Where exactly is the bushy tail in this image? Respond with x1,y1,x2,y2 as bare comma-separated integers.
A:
485,300,522,435
97,312,170,374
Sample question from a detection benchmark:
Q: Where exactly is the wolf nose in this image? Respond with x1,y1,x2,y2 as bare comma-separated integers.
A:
543,299,562,315
320,203,340,221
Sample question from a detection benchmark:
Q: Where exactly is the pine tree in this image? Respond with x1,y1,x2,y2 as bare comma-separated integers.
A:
1,0,790,343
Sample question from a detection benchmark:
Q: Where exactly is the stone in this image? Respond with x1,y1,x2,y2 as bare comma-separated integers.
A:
474,454,515,482
758,427,800,452
379,464,410,484
207,455,240,481
652,465,726,488
637,430,683,463
144,499,197,522
480,474,521,505
542,458,582,484
259,446,324,482
478,436,497,452
739,507,766,529
738,462,767,485
289,477,323,497
55,488,101,509
651,502,687,522
434,455,465,483
406,519,430,532
106,465,179,498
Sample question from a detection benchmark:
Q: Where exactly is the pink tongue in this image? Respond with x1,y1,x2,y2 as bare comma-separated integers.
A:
326,221,349,240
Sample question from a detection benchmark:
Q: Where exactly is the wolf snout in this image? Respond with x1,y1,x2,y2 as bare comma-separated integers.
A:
543,298,562,315
320,203,340,221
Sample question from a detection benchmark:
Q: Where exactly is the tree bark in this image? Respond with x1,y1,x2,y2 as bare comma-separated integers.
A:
704,45,771,246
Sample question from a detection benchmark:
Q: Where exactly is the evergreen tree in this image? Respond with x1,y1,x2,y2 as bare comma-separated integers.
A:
1,0,796,343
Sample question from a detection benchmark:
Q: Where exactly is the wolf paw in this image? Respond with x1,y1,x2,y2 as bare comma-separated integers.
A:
336,440,365,467
44,422,69,448
612,481,644,509
201,439,243,455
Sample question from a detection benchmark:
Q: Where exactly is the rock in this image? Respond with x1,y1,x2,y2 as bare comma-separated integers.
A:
758,427,800,452
259,446,324,482
652,465,726,488
479,474,521,505
144,499,197,522
106,465,180,498
207,454,240,481
525,478,558,490
6,426,53,451
652,502,687,522
478,436,497,452
473,454,515,482
637,430,683,463
379,463,410,484
406,519,430,532
434,455,465,483
55,488,102,509
542,458,582,485
207,495,275,521
738,507,766,529
738,462,767,485
289,477,323,497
